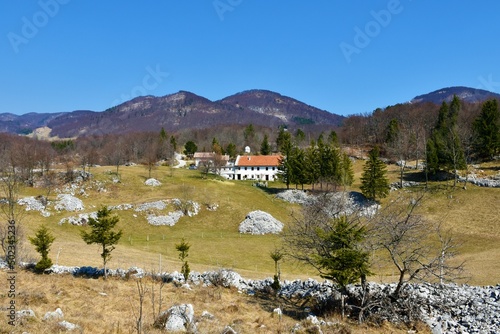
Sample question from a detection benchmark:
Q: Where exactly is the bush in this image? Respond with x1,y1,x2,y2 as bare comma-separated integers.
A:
34,257,53,273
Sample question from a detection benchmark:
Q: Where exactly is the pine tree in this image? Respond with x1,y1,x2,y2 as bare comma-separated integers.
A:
328,130,339,146
315,216,371,290
295,128,306,144
29,225,55,273
304,144,321,189
385,118,399,144
277,130,294,189
276,127,291,153
317,140,340,190
175,238,191,282
338,152,354,191
278,153,292,189
225,142,237,159
81,206,123,279
360,146,389,201
169,135,177,151
426,97,466,179
183,141,197,157
473,99,500,160
260,134,271,155
289,146,306,189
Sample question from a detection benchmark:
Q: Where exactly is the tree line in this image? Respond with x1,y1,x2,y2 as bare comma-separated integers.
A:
0,96,498,190
342,96,499,170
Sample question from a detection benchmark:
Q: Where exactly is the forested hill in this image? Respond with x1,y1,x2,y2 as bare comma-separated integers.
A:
0,90,343,138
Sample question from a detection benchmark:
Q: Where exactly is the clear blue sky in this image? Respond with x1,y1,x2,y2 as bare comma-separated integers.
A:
2,1,500,116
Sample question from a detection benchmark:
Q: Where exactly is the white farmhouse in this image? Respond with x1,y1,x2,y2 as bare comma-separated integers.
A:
233,155,281,181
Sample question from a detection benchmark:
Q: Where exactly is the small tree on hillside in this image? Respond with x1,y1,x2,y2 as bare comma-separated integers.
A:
360,146,389,202
314,216,371,290
81,206,122,279
270,247,284,290
284,195,371,292
29,225,55,273
175,238,191,282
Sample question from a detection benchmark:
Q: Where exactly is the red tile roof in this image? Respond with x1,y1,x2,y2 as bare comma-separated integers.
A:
235,155,281,167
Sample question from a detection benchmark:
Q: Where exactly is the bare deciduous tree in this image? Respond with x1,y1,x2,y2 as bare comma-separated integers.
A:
368,193,466,297
0,143,28,266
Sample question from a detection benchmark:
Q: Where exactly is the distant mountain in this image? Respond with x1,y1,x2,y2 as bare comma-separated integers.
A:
0,90,344,138
410,86,500,105
0,112,67,135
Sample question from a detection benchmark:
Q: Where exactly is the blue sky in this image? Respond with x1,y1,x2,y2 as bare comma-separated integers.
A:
1,1,500,116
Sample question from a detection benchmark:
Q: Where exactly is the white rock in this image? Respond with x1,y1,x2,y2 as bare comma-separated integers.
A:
239,210,283,235
162,304,195,332
58,320,80,331
16,309,36,318
201,310,215,319
273,307,282,317
145,178,162,187
43,307,64,321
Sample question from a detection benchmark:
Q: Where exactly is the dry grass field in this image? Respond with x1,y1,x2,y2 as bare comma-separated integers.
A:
0,270,431,334
1,159,499,332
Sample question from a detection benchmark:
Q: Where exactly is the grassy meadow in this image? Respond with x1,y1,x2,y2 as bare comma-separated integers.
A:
1,160,498,333
10,160,500,285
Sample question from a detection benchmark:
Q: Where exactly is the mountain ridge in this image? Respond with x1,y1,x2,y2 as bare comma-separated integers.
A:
410,86,500,104
2,86,499,138
0,89,344,138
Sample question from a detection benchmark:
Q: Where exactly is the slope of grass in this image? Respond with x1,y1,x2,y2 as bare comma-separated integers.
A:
8,160,500,285
15,165,314,281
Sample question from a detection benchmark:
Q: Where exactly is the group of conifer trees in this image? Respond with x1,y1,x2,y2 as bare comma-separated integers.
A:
276,128,354,192
426,96,499,181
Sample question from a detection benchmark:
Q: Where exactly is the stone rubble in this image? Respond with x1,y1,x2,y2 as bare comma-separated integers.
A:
17,196,51,217
58,212,97,226
135,200,168,212
54,194,84,212
459,174,500,188
147,211,183,226
109,203,134,211
275,189,313,204
322,191,379,217
276,190,379,218
238,210,284,235
13,261,498,333
172,198,201,217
